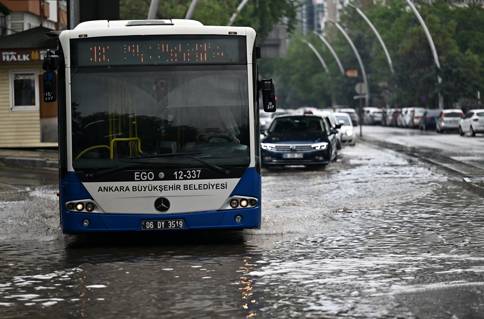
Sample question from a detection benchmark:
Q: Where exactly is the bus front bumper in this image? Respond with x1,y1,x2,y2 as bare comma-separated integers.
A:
61,208,261,234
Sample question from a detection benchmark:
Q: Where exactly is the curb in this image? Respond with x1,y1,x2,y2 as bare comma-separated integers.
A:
361,137,484,197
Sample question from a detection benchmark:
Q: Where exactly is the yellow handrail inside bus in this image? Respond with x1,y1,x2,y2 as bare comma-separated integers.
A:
75,145,110,160
110,137,142,159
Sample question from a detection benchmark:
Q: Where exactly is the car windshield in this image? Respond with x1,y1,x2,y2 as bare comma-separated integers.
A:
476,112,484,117
443,112,462,118
71,65,250,171
335,115,351,125
269,117,325,138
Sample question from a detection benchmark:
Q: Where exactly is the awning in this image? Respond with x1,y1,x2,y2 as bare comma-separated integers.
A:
0,26,58,50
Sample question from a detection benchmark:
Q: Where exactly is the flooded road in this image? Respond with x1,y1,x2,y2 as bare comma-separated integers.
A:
1,143,483,318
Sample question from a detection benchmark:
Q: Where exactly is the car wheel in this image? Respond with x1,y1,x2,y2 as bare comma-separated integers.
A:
459,126,464,136
471,126,476,137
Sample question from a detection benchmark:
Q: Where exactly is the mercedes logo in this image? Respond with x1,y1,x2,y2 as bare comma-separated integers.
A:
154,197,170,212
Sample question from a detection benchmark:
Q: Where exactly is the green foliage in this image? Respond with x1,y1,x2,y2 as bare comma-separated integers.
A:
269,2,483,109
119,0,298,41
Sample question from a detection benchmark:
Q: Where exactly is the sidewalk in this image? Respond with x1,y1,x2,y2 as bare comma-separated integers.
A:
0,148,58,170
360,125,484,195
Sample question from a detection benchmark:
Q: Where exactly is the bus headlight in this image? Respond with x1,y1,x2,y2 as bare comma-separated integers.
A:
66,200,102,213
230,199,239,208
239,199,249,208
85,202,96,212
222,196,259,210
261,143,276,151
312,142,328,150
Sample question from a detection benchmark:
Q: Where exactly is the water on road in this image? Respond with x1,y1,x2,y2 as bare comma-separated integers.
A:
0,143,483,318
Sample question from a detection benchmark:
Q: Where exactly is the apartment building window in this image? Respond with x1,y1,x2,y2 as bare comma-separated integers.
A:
9,71,39,111
9,13,24,33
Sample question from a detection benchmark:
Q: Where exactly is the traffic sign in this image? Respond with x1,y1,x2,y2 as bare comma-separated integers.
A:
355,82,367,95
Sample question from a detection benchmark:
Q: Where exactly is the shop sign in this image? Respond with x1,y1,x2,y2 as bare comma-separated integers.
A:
0,49,48,64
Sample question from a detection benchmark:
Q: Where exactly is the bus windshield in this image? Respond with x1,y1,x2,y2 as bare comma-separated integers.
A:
71,65,250,171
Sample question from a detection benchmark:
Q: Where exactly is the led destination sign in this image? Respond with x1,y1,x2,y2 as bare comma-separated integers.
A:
71,36,246,66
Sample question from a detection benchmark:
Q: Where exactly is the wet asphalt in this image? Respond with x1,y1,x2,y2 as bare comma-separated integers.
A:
0,141,483,318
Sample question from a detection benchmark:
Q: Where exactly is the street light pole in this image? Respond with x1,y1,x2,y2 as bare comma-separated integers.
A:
348,4,394,74
304,40,337,106
405,0,443,109
314,32,345,76
329,20,369,137
147,0,160,19
185,0,199,19
304,41,330,74
228,0,250,26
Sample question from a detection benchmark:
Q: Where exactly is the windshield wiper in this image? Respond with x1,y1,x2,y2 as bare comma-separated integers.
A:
127,152,230,176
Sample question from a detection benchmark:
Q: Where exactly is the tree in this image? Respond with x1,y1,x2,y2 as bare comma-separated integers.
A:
119,0,298,41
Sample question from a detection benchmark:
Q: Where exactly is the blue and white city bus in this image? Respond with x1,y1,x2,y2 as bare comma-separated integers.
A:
43,19,276,233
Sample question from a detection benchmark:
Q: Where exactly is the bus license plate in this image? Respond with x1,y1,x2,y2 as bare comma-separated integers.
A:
283,153,303,159
142,219,185,230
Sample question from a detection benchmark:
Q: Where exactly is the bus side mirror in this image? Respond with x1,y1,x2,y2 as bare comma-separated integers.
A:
42,52,59,103
260,79,276,113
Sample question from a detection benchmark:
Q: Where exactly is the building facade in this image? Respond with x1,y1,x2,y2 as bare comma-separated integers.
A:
0,0,67,148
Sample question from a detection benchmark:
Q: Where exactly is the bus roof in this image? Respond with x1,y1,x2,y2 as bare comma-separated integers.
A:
74,19,204,30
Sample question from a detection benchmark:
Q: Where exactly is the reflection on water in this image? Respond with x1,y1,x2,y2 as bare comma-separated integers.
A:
0,233,262,319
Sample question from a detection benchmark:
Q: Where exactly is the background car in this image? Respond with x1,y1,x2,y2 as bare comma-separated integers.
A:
335,112,356,146
436,109,464,133
259,111,272,133
398,108,408,127
460,109,484,136
410,107,426,128
337,108,359,126
363,107,383,125
418,109,440,131
261,115,338,169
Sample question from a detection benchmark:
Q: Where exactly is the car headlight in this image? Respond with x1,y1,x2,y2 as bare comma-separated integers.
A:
261,143,276,151
312,142,328,150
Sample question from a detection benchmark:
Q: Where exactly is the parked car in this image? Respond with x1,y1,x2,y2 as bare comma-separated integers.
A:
410,107,426,128
337,108,359,126
418,109,440,131
459,109,484,136
315,110,343,150
363,107,383,125
261,115,338,169
398,108,409,127
436,109,464,133
335,112,356,146
388,108,402,126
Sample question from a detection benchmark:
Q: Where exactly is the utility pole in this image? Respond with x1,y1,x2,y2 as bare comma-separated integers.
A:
147,0,160,19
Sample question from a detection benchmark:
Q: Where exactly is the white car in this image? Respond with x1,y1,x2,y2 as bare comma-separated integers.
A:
259,111,272,133
459,109,484,136
410,107,426,128
335,112,356,145
436,109,464,133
